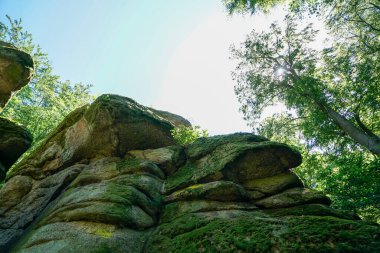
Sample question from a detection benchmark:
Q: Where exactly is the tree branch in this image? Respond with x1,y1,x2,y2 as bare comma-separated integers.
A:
354,112,380,139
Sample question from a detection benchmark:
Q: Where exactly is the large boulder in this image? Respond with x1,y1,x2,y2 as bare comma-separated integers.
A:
0,94,182,250
164,133,302,193
0,117,33,180
0,95,378,252
0,41,34,108
0,42,34,179
9,94,179,180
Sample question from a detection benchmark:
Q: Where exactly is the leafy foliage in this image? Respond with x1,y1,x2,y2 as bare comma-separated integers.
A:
171,125,209,145
0,16,93,144
259,114,380,222
232,14,379,154
225,1,380,221
223,0,281,14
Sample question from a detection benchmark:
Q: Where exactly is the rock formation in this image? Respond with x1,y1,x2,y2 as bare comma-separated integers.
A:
0,41,34,180
0,118,32,180
0,94,379,252
0,41,34,109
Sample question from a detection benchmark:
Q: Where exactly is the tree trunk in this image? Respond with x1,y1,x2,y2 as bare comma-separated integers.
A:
319,102,380,155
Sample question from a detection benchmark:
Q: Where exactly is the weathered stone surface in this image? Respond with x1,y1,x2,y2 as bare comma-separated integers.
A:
0,41,34,108
148,107,191,127
242,171,304,195
9,94,178,180
36,157,164,229
126,146,186,175
0,165,82,250
146,210,380,253
161,200,258,223
164,134,302,193
12,222,148,253
165,181,248,203
0,117,32,180
254,187,331,208
0,95,378,252
2,156,165,251
0,175,32,214
186,132,269,159
263,204,360,220
246,190,266,200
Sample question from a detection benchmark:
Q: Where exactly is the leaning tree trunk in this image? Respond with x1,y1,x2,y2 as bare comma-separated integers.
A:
320,102,380,155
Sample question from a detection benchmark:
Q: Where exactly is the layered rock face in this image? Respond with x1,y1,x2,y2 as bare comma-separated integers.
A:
0,41,34,179
0,94,379,252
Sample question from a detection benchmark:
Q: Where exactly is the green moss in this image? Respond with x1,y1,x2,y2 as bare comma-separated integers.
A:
165,141,301,194
84,94,173,130
186,132,269,160
160,201,257,223
147,211,380,253
116,158,165,179
92,243,114,253
93,229,113,238
4,63,23,85
116,158,143,171
7,104,88,179
243,172,303,194
264,204,360,220
165,181,247,203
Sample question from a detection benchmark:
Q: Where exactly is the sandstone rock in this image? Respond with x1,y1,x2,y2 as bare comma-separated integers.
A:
246,190,266,200
126,146,186,175
161,200,258,223
263,204,360,220
36,157,164,230
0,165,82,250
12,222,148,253
242,171,304,195
0,175,32,214
254,187,331,208
186,132,269,159
165,181,248,203
164,135,302,193
0,96,378,252
0,117,32,180
0,41,34,108
148,108,192,127
9,94,178,179
2,156,165,251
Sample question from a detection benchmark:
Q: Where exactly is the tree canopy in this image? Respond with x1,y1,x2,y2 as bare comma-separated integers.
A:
225,0,380,221
0,16,93,144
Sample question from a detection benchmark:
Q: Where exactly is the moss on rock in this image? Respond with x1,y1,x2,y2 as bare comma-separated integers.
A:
165,181,248,203
165,141,301,194
160,201,258,223
0,41,34,108
255,187,331,208
242,171,303,195
0,117,32,179
147,211,380,253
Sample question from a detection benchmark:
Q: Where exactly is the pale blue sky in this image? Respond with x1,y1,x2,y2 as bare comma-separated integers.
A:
0,0,292,134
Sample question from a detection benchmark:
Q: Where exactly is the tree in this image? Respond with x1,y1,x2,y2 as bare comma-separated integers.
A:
232,14,379,155
224,0,379,221
0,16,93,144
223,0,281,14
258,113,380,222
171,125,209,145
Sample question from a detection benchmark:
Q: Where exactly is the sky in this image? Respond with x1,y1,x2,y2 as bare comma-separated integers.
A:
0,0,293,135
